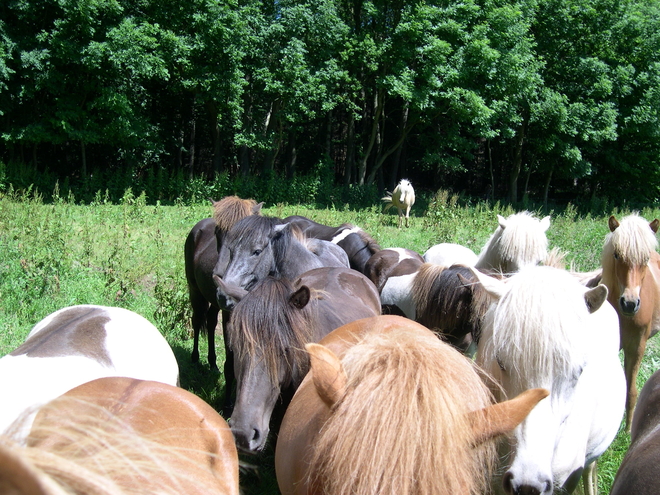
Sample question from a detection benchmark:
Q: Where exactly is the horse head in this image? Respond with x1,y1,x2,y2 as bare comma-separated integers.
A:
227,276,313,453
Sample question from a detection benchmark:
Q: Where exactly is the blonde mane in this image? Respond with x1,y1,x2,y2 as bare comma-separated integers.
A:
212,196,259,232
603,213,659,268
477,211,549,273
307,328,496,495
480,266,588,392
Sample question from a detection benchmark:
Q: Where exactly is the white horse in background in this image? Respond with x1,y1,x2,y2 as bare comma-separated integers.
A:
472,265,625,495
424,211,551,274
382,179,415,227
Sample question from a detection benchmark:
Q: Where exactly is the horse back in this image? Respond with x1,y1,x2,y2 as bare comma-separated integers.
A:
184,217,221,305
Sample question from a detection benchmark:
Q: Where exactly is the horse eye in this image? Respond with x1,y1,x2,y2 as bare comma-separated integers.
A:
613,251,620,260
496,356,506,372
253,249,262,256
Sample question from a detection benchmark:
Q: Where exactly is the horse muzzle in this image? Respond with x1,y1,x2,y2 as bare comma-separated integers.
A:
503,471,553,495
619,296,640,316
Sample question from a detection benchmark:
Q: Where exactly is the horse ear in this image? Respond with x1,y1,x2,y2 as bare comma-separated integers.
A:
253,202,264,215
497,214,507,229
306,343,347,408
540,215,551,232
470,388,549,446
469,267,506,301
609,215,620,232
650,219,660,234
585,284,608,314
273,222,291,238
290,286,311,309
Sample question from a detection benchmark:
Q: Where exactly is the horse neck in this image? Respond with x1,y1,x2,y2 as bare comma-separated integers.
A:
273,233,322,279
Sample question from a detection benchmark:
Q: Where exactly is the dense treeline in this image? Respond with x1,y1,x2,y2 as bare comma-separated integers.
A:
0,0,659,204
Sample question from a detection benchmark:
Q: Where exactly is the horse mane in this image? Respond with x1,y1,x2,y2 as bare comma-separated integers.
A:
352,227,382,254
229,276,315,385
412,264,490,344
481,266,589,391
212,196,259,233
477,211,548,272
603,213,659,267
1,400,227,495
307,328,495,495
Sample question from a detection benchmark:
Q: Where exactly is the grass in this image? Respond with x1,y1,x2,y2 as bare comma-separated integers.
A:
0,189,658,494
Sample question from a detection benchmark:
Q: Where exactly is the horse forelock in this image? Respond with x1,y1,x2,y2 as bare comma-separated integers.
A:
483,267,588,390
229,277,313,384
604,214,658,266
308,328,495,495
224,216,282,246
479,212,548,270
212,196,258,233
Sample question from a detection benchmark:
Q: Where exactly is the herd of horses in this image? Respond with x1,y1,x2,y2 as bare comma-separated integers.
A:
1,184,660,494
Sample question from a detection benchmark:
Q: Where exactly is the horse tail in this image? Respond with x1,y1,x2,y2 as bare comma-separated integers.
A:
381,192,394,212
307,327,495,495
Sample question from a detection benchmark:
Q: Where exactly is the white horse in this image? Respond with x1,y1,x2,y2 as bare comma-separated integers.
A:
424,211,551,273
472,265,625,495
382,179,415,227
0,305,180,442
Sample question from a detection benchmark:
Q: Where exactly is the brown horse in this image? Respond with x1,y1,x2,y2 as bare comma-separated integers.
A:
184,196,261,408
275,315,548,495
600,213,660,429
610,368,660,495
219,267,381,453
1,376,239,495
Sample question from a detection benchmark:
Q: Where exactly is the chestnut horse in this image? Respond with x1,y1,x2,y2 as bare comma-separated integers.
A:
610,368,660,495
0,305,179,442
0,376,239,494
184,196,261,375
473,265,625,495
600,213,660,430
275,315,548,495
424,211,551,273
219,267,381,453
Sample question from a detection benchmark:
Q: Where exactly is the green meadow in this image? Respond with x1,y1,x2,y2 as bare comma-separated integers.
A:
0,188,658,494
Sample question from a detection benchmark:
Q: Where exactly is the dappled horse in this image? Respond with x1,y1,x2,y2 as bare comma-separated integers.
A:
184,196,261,375
0,376,239,494
220,267,381,453
424,211,551,273
473,265,625,495
610,368,660,495
0,305,179,442
275,315,548,495
213,215,349,308
382,179,415,227
284,215,381,273
600,213,660,430
363,247,424,317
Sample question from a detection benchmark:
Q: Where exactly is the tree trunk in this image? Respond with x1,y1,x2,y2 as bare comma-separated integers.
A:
81,140,87,177
488,139,495,200
207,101,223,174
344,114,355,186
366,102,411,186
508,113,528,204
388,101,409,189
543,168,553,209
358,90,384,185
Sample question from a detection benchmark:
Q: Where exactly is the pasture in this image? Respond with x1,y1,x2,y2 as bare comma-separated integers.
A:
0,188,659,494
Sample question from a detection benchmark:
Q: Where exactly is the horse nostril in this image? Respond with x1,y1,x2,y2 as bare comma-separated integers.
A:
620,297,640,315
252,428,261,443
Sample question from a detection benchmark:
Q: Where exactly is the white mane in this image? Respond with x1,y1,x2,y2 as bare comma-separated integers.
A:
603,213,658,267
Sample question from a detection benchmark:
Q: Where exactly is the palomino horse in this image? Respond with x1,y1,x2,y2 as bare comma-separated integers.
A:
382,179,415,227
284,215,381,273
600,213,660,430
275,315,549,495
424,211,551,273
184,196,261,374
218,267,381,453
473,266,625,495
0,305,179,442
610,368,660,495
0,376,239,495
213,215,349,308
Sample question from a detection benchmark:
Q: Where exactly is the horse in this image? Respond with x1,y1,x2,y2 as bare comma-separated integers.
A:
472,265,625,495
382,179,415,227
0,305,179,443
184,196,261,376
363,247,424,317
600,213,660,430
218,266,381,453
424,211,551,274
213,215,350,309
0,376,239,495
610,368,660,495
275,315,549,495
283,215,381,273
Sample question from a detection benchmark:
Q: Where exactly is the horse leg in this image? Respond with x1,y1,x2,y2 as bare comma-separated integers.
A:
582,460,597,495
190,294,209,364
206,305,220,373
222,311,235,417
405,205,411,227
623,331,647,431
